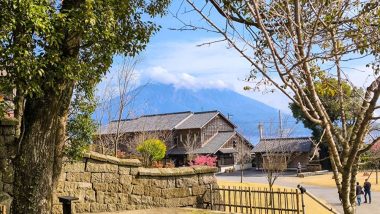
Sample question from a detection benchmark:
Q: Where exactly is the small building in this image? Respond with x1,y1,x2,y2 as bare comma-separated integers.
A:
97,110,253,172
251,137,314,170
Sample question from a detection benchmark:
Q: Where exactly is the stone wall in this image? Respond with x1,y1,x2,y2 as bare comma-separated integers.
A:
53,152,218,214
0,119,218,214
0,118,17,212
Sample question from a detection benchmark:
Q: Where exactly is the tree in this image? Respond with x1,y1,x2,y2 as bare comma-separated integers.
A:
65,85,97,160
94,58,142,156
0,0,170,213
233,137,252,183
290,78,363,169
183,1,380,213
182,131,199,162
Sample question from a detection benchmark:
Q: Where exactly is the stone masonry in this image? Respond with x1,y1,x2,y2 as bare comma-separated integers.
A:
0,118,17,213
53,152,218,214
0,120,218,214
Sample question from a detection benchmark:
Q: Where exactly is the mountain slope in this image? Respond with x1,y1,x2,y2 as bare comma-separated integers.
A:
94,83,309,142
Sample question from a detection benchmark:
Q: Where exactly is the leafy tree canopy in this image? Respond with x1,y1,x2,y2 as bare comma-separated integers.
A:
0,0,170,97
290,77,363,140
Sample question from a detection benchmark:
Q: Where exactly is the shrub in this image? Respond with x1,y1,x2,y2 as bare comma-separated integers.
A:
190,155,217,167
137,139,166,167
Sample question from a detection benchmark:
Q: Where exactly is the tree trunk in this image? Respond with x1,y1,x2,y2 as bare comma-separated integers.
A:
13,84,73,214
339,167,356,214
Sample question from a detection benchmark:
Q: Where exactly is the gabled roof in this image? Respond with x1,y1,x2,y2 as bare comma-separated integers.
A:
175,111,218,129
166,147,188,155
167,130,252,155
167,131,237,155
218,148,238,154
98,110,237,135
98,111,192,134
193,131,236,154
252,137,313,153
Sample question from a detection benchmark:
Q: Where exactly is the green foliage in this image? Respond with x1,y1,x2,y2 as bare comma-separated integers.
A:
0,0,170,98
65,85,97,160
290,78,364,169
290,78,363,140
0,0,170,155
137,139,166,167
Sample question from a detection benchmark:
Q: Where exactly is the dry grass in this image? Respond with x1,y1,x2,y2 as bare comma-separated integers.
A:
295,171,380,191
217,181,334,214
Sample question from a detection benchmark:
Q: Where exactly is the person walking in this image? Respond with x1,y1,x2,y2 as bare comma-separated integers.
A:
297,162,302,174
356,182,364,206
364,179,372,204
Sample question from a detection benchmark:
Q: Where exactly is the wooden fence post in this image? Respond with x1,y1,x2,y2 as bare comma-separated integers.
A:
296,189,300,214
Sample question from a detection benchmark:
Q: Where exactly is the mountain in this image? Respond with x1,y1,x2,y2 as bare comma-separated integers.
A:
93,83,310,143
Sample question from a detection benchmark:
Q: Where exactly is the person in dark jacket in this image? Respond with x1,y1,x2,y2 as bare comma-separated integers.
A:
364,179,372,203
356,182,363,206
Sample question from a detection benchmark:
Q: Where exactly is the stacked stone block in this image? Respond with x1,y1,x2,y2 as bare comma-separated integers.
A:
0,119,17,213
53,152,218,214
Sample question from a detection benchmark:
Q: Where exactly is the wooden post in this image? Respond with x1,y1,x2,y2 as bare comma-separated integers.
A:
249,187,253,214
240,186,243,213
228,186,231,213
296,189,300,214
222,186,225,211
234,186,237,213
301,191,305,214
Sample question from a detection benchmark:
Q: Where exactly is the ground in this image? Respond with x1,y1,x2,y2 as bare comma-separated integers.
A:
217,169,380,214
83,208,226,214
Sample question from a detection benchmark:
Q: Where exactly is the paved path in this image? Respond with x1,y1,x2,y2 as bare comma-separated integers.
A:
83,208,225,214
216,169,380,214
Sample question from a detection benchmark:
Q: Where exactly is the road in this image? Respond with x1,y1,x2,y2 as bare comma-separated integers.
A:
216,169,379,214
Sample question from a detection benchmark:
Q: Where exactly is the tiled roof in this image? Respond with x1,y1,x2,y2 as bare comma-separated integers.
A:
218,148,237,154
166,147,188,155
175,111,219,129
98,111,192,134
193,131,236,154
98,110,237,134
251,137,313,153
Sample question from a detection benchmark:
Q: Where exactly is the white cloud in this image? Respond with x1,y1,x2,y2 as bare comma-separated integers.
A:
121,37,378,113
143,66,229,90
137,37,292,111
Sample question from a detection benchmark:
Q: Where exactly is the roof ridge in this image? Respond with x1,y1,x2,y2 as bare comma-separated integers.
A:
261,137,311,140
141,111,192,118
112,111,193,122
193,110,219,114
218,130,235,133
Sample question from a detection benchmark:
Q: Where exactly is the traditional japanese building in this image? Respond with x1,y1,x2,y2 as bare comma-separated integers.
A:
252,137,315,170
97,110,253,171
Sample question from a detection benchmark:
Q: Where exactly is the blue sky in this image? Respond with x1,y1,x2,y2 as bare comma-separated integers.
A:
103,1,374,113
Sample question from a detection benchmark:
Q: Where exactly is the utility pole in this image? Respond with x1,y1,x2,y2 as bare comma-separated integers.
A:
258,123,264,139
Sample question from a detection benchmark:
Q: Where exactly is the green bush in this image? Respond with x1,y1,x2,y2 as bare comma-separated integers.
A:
137,139,166,167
